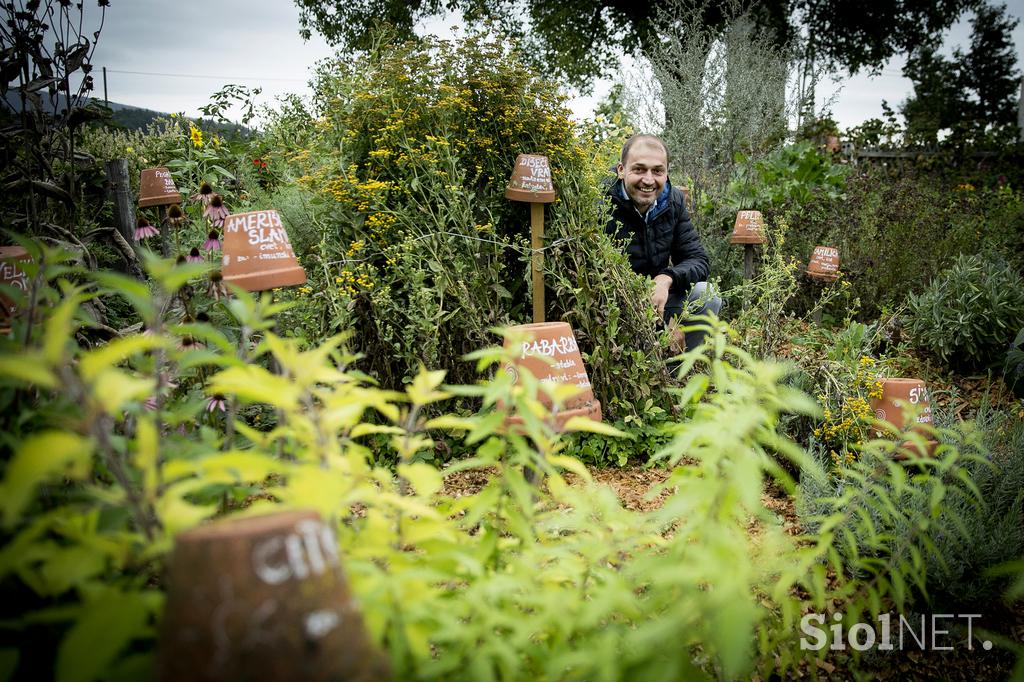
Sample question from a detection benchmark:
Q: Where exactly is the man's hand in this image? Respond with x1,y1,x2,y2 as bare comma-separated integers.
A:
650,274,673,317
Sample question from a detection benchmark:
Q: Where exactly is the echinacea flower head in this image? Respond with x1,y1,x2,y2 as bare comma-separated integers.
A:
175,254,187,266
134,216,158,241
203,230,221,251
206,393,228,413
187,247,203,264
204,193,229,227
191,181,214,205
165,203,186,227
207,270,228,301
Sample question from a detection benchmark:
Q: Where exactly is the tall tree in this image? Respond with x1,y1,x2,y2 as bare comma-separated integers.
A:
900,1,1021,143
293,0,976,89
962,2,1020,126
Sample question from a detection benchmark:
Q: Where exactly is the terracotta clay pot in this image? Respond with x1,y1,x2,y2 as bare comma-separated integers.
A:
0,246,31,331
138,166,183,207
870,378,937,456
505,154,556,203
730,210,767,244
502,321,602,427
807,245,840,282
221,209,307,292
158,509,389,682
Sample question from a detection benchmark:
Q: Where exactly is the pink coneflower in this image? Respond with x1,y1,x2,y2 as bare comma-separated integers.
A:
206,393,228,412
187,247,203,264
203,229,221,251
134,216,158,241
142,395,158,411
190,181,214,205
204,193,229,227
207,270,228,301
165,203,186,227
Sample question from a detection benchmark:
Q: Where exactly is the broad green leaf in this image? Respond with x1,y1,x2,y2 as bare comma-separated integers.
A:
79,335,166,382
90,369,154,415
546,455,591,481
423,415,476,431
38,545,107,596
134,416,159,500
398,462,443,498
155,483,218,535
92,272,155,322
207,365,302,410
406,366,450,406
350,423,405,438
43,292,86,364
0,432,93,527
55,589,149,682
561,416,626,437
0,352,57,388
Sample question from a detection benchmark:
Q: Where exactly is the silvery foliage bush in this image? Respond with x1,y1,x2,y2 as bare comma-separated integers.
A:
907,253,1024,369
618,0,810,299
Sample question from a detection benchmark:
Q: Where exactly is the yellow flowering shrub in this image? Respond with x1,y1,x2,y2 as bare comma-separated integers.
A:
813,355,885,465
262,29,669,415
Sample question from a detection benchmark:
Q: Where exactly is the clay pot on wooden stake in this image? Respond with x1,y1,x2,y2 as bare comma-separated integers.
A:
506,154,555,323
806,245,840,323
501,321,602,428
807,245,840,282
870,377,937,456
158,509,389,682
0,246,31,333
730,210,766,280
139,167,183,257
221,209,307,292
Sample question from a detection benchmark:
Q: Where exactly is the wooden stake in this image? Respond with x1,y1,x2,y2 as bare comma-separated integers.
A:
531,202,544,323
158,204,170,258
743,244,755,280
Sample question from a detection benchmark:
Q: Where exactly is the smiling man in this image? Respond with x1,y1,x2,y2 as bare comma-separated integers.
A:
605,134,721,353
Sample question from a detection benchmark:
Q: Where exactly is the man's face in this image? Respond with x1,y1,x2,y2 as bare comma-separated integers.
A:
617,141,668,212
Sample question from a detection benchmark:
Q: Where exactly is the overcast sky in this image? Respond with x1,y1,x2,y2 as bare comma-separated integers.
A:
83,0,1024,131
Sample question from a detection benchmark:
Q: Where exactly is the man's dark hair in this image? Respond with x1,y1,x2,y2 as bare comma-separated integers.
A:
620,134,670,166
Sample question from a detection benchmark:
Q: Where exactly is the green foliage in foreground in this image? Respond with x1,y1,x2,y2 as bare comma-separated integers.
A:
0,248,1019,680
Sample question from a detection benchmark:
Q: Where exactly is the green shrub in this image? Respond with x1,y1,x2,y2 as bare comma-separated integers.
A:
907,253,1024,369
260,29,671,418
776,169,1024,321
798,405,1024,613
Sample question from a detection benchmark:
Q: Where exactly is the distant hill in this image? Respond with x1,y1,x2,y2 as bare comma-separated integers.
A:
2,92,250,135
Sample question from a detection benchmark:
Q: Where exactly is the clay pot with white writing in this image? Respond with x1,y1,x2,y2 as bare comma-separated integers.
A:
138,166,183,208
158,509,389,682
221,209,307,292
807,245,840,282
501,321,602,428
870,378,937,457
505,154,556,203
729,210,767,245
0,246,31,333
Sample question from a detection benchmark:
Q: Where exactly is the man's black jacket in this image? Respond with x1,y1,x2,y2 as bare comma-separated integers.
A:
605,178,710,295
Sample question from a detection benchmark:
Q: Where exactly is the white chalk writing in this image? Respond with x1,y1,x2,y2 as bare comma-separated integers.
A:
252,519,340,585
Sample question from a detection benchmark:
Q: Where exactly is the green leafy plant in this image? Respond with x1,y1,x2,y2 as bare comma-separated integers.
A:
257,28,672,417
907,253,1024,369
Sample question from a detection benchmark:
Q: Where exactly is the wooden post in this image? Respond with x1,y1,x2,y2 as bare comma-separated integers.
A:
104,159,135,245
531,202,544,323
743,244,755,280
158,205,170,258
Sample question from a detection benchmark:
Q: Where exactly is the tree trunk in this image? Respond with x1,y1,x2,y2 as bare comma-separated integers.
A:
105,159,136,244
